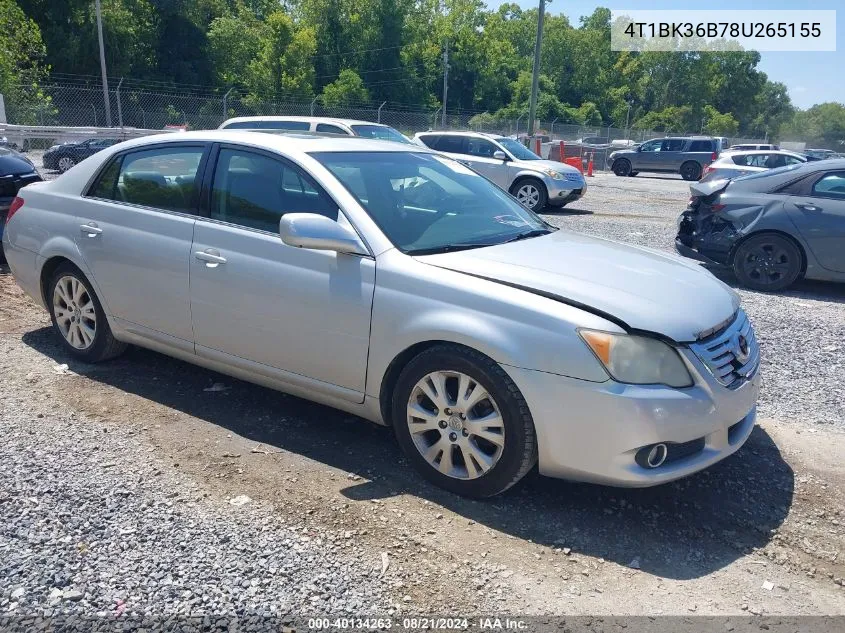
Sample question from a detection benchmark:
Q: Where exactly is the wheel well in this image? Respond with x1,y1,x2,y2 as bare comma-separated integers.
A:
729,230,808,275
39,256,76,304
378,340,484,426
510,175,546,194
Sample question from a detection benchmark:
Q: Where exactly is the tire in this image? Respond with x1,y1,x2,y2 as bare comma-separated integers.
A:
391,344,538,498
57,156,76,173
680,161,702,181
612,158,632,177
732,233,803,292
629,171,639,176
47,262,127,362
510,178,548,212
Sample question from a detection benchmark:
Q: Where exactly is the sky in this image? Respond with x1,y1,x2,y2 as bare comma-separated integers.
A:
487,0,843,109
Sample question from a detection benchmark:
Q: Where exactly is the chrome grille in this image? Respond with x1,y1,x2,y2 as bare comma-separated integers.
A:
690,309,760,389
563,172,583,182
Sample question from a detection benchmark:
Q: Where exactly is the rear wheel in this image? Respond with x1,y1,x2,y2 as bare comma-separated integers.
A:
629,171,639,176
392,344,537,498
680,161,702,181
732,233,802,292
612,158,632,177
47,262,127,362
510,178,548,212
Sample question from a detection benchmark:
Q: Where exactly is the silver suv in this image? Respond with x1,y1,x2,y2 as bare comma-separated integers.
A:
608,137,720,181
413,131,586,211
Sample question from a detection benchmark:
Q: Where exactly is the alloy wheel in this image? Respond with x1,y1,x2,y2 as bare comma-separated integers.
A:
515,184,540,209
58,157,75,172
406,370,505,480
739,242,794,287
52,275,97,350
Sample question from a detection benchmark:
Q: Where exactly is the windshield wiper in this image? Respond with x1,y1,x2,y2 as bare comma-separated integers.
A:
500,228,554,244
406,243,490,256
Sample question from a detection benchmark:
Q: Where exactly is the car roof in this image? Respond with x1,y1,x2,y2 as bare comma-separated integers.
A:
109,130,429,156
415,130,502,140
220,116,391,128
720,149,804,158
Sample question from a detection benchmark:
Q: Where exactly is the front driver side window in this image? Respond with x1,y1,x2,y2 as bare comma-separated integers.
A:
210,148,337,233
639,140,661,152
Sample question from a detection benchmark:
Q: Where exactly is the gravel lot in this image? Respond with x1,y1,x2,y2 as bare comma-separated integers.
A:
1,167,843,627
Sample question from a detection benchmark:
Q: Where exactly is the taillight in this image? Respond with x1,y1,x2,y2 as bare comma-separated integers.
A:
711,152,718,161
711,203,726,212
6,196,24,223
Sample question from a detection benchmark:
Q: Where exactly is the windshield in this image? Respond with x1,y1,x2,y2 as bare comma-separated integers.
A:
495,137,541,161
312,151,552,254
350,125,412,144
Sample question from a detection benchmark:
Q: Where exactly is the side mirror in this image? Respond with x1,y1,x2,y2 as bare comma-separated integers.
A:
493,150,508,161
280,213,367,255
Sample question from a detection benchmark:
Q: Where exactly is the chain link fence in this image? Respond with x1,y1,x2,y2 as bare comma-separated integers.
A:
2,82,766,162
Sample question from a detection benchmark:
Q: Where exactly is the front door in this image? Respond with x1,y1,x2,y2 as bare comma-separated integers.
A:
74,143,208,346
463,137,510,188
189,145,375,400
785,170,845,273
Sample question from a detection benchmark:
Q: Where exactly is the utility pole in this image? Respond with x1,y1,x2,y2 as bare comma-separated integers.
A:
441,40,449,128
95,0,112,126
527,0,546,139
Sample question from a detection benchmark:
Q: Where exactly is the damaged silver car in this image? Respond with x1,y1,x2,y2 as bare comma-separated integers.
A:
676,160,845,291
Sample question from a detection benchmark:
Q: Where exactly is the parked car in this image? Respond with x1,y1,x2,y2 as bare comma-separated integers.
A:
43,138,121,173
700,150,807,182
219,116,412,144
0,147,42,262
728,144,779,151
608,137,720,181
413,131,586,211
574,136,609,148
3,131,759,497
803,149,838,161
676,160,845,291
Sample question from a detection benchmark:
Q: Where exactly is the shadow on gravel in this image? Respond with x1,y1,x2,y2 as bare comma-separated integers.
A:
707,268,845,304
540,206,593,216
23,326,793,581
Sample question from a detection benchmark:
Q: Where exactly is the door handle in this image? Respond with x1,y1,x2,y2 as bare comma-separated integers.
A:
194,249,227,266
796,203,820,212
80,223,102,237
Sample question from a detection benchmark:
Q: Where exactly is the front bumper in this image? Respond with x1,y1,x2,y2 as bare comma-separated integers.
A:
503,350,760,487
547,177,587,206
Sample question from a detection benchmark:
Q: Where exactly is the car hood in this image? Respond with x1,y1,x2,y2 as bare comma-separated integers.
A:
513,158,582,175
415,230,739,342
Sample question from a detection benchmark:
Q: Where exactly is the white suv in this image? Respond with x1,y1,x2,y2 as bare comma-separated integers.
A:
413,131,586,212
219,116,411,144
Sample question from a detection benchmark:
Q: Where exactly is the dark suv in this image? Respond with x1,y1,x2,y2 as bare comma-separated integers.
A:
608,137,720,181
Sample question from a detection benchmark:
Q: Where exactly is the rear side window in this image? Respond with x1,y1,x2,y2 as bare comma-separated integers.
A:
315,123,349,135
210,148,337,233
662,139,685,151
432,135,466,154
416,135,439,149
93,146,205,212
688,140,714,152
811,172,845,199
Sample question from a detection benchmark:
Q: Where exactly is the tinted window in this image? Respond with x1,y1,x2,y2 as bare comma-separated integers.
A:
315,123,349,135
662,139,685,151
688,140,714,152
210,148,336,232
350,125,411,144
97,146,204,212
432,135,465,154
466,137,498,158
639,140,661,152
811,172,845,199
223,120,310,130
88,157,123,199
416,135,439,149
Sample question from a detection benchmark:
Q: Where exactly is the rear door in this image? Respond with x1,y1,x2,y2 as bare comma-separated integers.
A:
784,170,845,272
658,138,685,171
463,136,509,187
189,144,375,399
76,143,208,349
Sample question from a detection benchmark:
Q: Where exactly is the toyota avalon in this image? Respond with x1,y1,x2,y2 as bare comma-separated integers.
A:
2,131,760,497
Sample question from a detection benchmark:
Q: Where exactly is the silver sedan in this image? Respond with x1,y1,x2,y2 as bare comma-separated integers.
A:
2,131,760,497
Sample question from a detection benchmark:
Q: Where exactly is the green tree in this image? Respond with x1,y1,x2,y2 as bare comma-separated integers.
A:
321,69,370,106
702,105,739,136
244,11,316,100
0,0,53,124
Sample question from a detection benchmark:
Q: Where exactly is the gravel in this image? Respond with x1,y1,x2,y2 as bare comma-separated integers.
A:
541,173,845,428
0,396,393,629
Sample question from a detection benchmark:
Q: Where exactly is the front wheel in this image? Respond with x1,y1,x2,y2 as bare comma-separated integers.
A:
612,158,632,177
732,233,802,292
392,344,537,498
47,262,127,362
510,178,548,212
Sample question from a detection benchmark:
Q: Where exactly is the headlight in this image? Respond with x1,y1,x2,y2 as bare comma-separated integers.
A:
541,167,566,180
579,330,693,388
